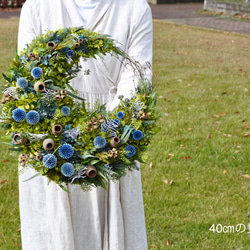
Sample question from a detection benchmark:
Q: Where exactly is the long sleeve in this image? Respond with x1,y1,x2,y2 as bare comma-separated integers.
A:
18,0,40,53
109,1,153,110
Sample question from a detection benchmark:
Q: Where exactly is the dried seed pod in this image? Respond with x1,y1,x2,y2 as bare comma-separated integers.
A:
35,151,41,156
99,119,104,124
61,95,66,99
55,89,60,93
20,162,26,167
86,165,97,178
52,124,64,135
56,95,61,100
19,153,26,159
29,154,35,159
29,52,35,58
47,41,56,50
36,155,41,161
1,99,6,104
43,138,55,150
78,38,84,43
13,133,28,145
60,90,67,95
75,43,80,48
5,96,11,102
110,137,120,148
93,125,99,130
34,81,46,93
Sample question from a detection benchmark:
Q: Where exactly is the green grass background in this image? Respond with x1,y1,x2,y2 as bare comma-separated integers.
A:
1,17,250,249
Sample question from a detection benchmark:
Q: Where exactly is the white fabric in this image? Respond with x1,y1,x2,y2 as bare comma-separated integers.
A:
74,0,98,27
17,0,153,249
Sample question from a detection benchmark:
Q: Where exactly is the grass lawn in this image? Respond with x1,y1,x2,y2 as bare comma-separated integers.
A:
1,17,250,249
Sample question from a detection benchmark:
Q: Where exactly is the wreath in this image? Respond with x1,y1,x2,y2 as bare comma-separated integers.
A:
0,27,158,191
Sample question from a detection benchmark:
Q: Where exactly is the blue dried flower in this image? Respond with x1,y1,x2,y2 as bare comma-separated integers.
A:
43,154,57,169
13,108,26,122
59,144,74,159
94,136,106,148
61,46,69,53
132,130,143,140
67,50,75,57
113,119,120,127
26,111,40,125
61,106,71,116
61,163,75,177
125,145,136,157
31,67,43,79
17,77,28,89
117,111,124,119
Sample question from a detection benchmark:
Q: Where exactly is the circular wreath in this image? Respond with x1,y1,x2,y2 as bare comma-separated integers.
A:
1,27,158,191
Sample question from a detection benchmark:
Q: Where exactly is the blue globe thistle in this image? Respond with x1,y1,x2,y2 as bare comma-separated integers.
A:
125,145,136,157
113,119,120,127
43,154,57,169
13,108,26,122
17,77,28,89
61,46,69,53
117,111,124,119
61,163,75,177
132,130,143,140
59,144,74,159
26,111,40,125
94,136,106,148
31,67,43,79
67,50,75,57
61,106,71,116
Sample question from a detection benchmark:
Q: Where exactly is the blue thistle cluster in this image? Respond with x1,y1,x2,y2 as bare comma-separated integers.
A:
61,46,69,53
61,163,75,177
125,145,136,157
67,50,75,57
59,144,74,159
132,130,143,140
17,77,28,89
13,108,26,122
117,111,124,119
26,111,40,125
31,67,43,79
61,106,71,116
43,154,57,169
94,136,106,148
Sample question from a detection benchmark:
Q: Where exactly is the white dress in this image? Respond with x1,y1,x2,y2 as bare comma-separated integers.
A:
17,0,153,249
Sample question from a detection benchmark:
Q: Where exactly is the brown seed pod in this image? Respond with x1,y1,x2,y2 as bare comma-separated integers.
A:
56,95,61,100
61,95,66,100
1,99,6,104
75,43,80,48
34,81,46,93
29,52,35,58
43,138,55,150
52,124,64,135
13,133,28,145
19,153,26,159
29,154,35,159
78,38,84,43
47,41,56,50
110,137,120,148
86,165,97,178
60,90,67,95
36,155,41,161
5,96,11,102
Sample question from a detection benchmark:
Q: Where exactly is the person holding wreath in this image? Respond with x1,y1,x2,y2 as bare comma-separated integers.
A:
17,0,153,249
